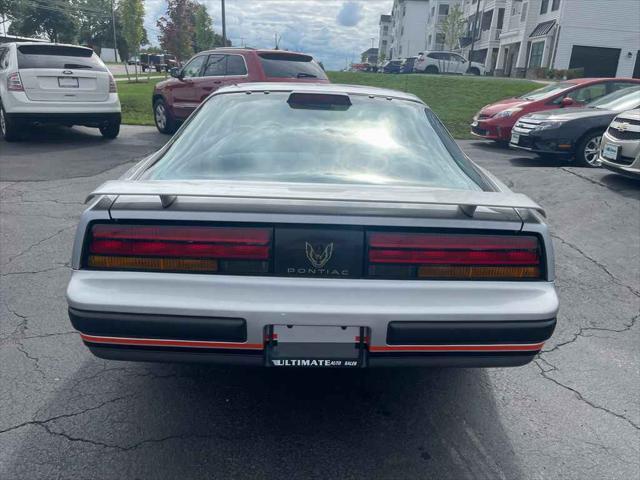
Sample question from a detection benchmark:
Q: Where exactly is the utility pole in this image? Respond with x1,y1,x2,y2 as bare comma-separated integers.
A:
221,0,227,46
370,37,375,49
111,0,119,62
468,0,481,68
240,37,245,47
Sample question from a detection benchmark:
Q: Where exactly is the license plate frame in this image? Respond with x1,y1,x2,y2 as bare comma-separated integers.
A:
58,77,79,88
602,143,620,161
265,325,367,368
510,132,520,145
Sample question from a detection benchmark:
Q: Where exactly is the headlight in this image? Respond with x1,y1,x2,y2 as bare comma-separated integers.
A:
533,121,563,131
495,107,523,118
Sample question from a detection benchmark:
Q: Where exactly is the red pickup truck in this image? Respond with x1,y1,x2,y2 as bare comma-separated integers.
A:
152,48,329,133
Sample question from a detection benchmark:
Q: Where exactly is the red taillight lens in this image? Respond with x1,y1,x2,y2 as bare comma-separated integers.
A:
86,224,271,274
7,72,24,92
108,75,117,93
368,232,542,280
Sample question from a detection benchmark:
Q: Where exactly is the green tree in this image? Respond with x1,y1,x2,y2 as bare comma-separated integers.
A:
157,0,194,60
192,3,214,52
120,0,145,78
440,5,465,52
7,0,78,42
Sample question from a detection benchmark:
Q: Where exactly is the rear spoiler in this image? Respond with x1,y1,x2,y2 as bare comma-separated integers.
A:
86,180,545,217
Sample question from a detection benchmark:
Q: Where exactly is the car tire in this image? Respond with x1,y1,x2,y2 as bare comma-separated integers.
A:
99,119,120,139
153,98,177,134
425,65,439,74
0,104,21,142
468,67,480,76
575,131,603,168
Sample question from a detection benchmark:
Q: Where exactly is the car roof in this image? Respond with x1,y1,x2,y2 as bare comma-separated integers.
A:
11,42,93,50
567,78,640,85
199,47,313,57
214,82,424,103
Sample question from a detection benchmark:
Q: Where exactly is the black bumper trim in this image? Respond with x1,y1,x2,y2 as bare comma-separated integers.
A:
386,318,556,345
69,308,247,342
11,112,121,126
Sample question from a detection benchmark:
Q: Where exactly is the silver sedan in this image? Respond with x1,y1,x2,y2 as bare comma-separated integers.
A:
66,83,559,368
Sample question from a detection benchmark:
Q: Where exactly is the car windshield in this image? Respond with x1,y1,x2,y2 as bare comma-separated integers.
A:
143,92,485,191
587,86,640,111
519,81,576,101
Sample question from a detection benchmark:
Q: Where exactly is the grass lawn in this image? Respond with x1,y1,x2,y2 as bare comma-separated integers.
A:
117,79,161,126
327,72,540,139
116,73,541,138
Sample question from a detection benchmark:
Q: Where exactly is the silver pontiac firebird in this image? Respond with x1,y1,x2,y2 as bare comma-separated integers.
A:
67,83,559,368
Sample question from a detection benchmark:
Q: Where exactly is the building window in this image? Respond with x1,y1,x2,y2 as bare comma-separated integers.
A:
552,0,560,11
482,10,493,31
383,26,388,34
540,0,548,14
401,26,404,35
497,8,504,29
529,41,544,68
438,4,449,15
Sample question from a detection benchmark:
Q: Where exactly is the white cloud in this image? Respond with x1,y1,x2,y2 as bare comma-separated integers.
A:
336,1,363,27
143,0,393,70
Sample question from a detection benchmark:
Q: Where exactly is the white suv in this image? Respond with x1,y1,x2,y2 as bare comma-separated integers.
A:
0,42,121,141
414,51,486,75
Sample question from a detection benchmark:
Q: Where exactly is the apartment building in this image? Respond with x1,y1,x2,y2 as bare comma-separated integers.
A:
388,0,430,60
378,15,392,62
424,0,464,51
459,0,506,74
494,0,640,78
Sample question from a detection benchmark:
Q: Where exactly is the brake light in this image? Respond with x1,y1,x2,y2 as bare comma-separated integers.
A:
86,224,271,274
108,75,117,93
367,232,542,280
7,72,24,91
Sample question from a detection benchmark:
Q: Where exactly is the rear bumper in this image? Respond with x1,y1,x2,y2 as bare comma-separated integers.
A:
67,271,559,367
10,112,121,127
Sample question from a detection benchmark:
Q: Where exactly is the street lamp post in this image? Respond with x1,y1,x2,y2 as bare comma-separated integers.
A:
221,0,226,46
111,0,119,62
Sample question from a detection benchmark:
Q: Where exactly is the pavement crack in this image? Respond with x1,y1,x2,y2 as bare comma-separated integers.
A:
14,343,46,378
0,394,135,436
551,232,640,297
542,314,640,355
534,360,639,431
2,225,75,267
0,264,69,277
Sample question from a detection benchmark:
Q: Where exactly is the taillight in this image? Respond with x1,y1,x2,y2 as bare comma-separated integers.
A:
367,232,542,280
7,72,24,91
108,75,117,93
86,224,271,274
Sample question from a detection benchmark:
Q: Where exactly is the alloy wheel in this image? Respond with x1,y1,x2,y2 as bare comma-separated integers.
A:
155,103,166,130
583,135,602,167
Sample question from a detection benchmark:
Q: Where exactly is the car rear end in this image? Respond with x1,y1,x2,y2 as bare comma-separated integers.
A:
599,109,640,178
67,85,558,368
1,43,120,135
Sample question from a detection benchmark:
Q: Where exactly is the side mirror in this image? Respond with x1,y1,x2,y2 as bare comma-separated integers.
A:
170,67,182,79
560,97,574,107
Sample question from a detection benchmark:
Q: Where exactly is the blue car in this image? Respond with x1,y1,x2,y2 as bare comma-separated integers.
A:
382,60,402,74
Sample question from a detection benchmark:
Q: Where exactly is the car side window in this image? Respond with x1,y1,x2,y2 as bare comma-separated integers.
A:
202,54,225,77
182,55,206,78
0,48,8,69
566,84,607,103
452,54,465,62
225,55,247,76
609,81,634,93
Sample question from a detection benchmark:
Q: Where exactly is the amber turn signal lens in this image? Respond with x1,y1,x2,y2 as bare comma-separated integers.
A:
417,265,540,279
88,255,218,272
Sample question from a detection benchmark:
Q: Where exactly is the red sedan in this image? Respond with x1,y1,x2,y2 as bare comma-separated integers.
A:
471,78,640,143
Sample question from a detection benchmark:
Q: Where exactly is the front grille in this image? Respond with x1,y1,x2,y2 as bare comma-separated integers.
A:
607,155,636,166
513,119,541,133
607,127,640,141
472,126,487,136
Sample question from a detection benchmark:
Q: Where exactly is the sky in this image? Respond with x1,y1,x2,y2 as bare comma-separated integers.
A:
144,0,394,70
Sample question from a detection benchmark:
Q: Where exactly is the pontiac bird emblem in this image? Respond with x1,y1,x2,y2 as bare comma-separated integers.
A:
305,242,334,268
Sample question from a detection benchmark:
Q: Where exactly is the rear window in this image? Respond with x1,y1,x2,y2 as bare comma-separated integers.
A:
17,45,106,71
143,92,485,191
258,53,328,80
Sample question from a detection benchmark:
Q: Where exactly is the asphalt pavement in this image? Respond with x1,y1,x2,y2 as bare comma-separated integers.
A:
1,125,638,480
